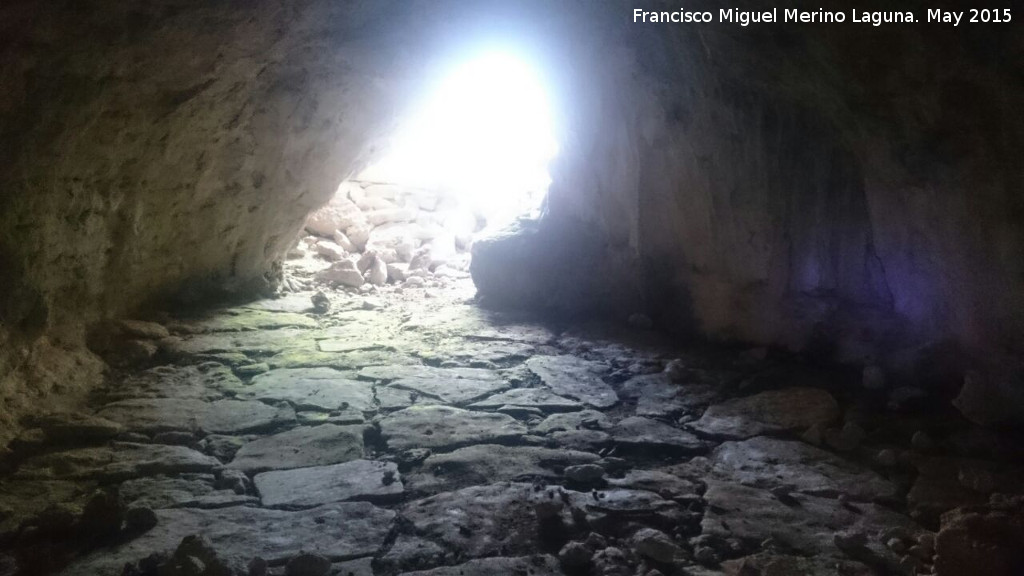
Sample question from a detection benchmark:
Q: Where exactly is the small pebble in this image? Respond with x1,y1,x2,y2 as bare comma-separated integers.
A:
125,507,158,533
565,464,605,485
917,532,936,552
876,448,898,467
311,291,330,314
834,531,868,551
236,363,270,376
631,528,681,563
248,557,269,576
911,430,933,451
628,313,653,329
693,546,719,566
558,541,593,568
886,537,907,554
284,552,331,576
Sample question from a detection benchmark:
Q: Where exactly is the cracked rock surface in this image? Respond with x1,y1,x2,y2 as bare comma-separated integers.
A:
1,275,1022,576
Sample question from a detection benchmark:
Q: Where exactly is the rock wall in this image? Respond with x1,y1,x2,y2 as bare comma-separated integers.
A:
626,16,1024,365
0,0,416,437
496,3,1024,373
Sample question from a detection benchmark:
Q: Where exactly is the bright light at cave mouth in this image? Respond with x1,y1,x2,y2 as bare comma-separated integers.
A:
358,50,558,230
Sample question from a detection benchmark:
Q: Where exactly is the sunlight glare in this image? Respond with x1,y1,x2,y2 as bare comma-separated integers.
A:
358,50,558,229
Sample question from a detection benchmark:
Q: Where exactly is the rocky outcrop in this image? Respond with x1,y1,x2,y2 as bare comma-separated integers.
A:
0,0,407,437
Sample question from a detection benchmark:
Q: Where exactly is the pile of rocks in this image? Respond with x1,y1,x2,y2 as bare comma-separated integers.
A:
288,180,480,291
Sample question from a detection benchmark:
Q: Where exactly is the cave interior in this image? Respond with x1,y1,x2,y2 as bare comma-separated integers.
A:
0,1,1022,575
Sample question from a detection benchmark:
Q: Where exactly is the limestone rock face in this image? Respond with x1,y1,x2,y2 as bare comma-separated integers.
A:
0,0,403,438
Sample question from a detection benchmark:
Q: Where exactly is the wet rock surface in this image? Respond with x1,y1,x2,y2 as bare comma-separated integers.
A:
1,275,1021,575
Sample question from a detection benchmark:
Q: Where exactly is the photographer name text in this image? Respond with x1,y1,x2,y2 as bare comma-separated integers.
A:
632,8,1013,26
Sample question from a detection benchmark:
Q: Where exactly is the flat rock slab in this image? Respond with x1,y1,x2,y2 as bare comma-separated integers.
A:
163,329,316,357
535,409,611,433
241,292,317,314
97,398,295,434
98,363,241,401
379,406,527,451
691,387,839,439
182,309,317,332
0,480,96,539
470,388,582,412
619,373,689,417
385,374,509,405
550,429,611,451
398,555,561,576
359,364,501,383
564,488,681,517
241,368,374,412
268,348,418,371
907,457,1024,523
228,424,365,473
611,416,707,451
60,502,395,575
15,443,219,481
414,339,535,367
721,553,873,576
400,483,546,561
709,437,898,502
607,469,703,500
408,444,600,493
702,479,924,561
25,411,123,442
375,386,442,411
119,475,255,509
526,355,618,408
255,460,402,508
318,339,392,353
400,307,553,344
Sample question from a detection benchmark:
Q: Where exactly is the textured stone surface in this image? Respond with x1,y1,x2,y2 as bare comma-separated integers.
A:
397,555,562,576
379,406,527,451
534,409,611,433
708,436,898,502
469,388,582,412
227,424,365,473
526,355,618,408
907,457,1024,523
0,480,96,538
118,475,255,510
702,479,925,560
407,444,600,492
240,368,374,412
99,363,242,401
358,365,501,384
2,278,1012,573
935,499,1024,576
254,460,402,508
610,416,706,451
60,502,395,575
691,387,840,439
383,374,508,405
15,443,220,481
183,309,318,332
399,483,544,561
97,398,295,434
25,411,123,443
722,553,873,576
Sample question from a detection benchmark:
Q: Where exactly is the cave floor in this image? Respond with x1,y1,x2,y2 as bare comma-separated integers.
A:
3,274,1023,575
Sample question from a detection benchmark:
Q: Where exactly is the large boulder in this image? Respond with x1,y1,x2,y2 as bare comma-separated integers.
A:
470,217,640,315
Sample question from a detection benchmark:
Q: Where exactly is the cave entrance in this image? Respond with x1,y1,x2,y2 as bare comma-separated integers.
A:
290,49,558,297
